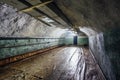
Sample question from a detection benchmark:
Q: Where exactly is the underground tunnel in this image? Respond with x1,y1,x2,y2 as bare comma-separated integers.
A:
0,0,120,80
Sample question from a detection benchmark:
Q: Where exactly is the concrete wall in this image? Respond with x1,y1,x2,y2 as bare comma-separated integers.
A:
104,27,120,80
0,38,64,59
0,3,66,38
0,3,66,59
81,27,116,80
89,33,115,80
81,26,120,80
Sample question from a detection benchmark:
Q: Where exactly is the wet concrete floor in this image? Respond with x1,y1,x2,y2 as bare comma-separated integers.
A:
0,46,105,80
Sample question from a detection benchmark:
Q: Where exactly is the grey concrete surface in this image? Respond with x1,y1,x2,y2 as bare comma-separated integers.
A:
0,3,66,38
0,46,105,80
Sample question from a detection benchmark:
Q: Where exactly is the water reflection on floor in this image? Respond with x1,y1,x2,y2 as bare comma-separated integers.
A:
0,46,105,80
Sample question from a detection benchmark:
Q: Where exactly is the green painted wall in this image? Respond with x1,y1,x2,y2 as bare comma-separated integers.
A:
64,36,88,45
0,37,88,59
77,37,88,45
0,38,64,59
64,37,74,45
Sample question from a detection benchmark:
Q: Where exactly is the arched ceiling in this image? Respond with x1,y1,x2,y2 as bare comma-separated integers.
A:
54,0,120,32
0,0,120,33
0,0,71,29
